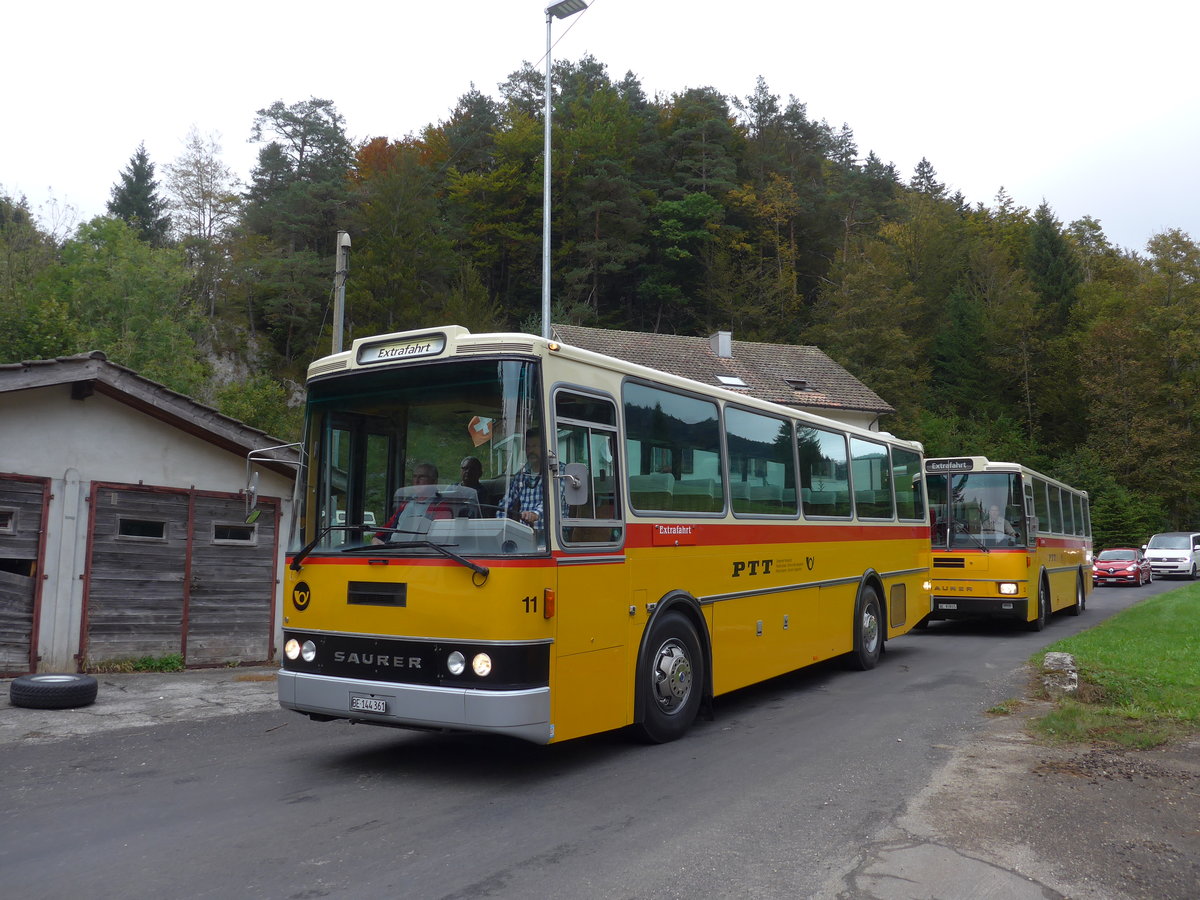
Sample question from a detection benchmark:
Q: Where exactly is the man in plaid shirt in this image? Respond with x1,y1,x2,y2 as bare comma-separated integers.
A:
498,428,548,527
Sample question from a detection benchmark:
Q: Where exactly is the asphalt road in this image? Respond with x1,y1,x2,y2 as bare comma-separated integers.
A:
0,580,1162,900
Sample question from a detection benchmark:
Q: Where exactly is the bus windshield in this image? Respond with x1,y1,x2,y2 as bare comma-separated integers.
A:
927,471,1025,549
293,358,547,557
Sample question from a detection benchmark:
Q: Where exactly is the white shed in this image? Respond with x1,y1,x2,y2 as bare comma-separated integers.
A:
0,352,299,674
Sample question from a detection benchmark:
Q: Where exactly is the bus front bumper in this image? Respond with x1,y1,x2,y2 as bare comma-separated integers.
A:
928,596,1031,621
278,670,553,744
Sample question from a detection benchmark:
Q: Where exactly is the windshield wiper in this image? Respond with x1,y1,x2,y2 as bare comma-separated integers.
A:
343,539,490,579
289,523,374,571
953,521,989,553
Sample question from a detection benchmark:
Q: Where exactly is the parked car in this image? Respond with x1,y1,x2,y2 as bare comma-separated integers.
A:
1142,531,1200,579
1093,547,1153,587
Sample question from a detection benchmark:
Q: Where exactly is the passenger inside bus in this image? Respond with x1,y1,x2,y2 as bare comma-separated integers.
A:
459,456,499,511
373,463,456,541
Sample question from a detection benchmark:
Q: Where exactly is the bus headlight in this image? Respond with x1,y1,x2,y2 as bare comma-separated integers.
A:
301,640,317,662
447,651,466,675
472,653,493,677
284,639,300,660
998,582,1019,595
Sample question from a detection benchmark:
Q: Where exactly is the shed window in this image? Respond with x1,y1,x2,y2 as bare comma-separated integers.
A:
214,524,257,544
0,508,14,534
117,518,167,540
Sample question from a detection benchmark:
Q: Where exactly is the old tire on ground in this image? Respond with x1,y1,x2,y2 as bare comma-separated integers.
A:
634,611,704,744
9,674,99,709
844,585,883,671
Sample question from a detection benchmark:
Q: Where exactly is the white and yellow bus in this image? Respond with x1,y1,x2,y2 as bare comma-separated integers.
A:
273,326,931,744
924,457,1092,630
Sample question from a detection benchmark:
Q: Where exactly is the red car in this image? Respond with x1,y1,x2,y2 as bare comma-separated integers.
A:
1093,548,1154,587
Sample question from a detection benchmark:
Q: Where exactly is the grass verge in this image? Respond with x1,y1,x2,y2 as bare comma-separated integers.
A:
86,653,186,673
1031,584,1200,749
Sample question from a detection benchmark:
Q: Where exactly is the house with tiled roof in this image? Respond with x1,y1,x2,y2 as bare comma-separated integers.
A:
0,352,298,674
551,325,894,432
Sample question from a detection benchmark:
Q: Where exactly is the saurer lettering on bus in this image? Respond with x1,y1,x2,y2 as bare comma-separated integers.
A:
731,559,774,577
333,652,423,668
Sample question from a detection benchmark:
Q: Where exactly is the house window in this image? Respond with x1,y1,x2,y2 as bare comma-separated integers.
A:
213,523,257,545
715,374,747,387
118,518,167,540
0,508,15,534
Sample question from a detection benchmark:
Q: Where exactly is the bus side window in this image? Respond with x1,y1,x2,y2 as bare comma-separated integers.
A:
555,389,622,545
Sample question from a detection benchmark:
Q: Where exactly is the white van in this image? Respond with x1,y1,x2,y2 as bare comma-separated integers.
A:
1142,531,1200,579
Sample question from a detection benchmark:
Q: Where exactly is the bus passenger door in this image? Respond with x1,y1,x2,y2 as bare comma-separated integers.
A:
550,391,631,740
553,558,630,740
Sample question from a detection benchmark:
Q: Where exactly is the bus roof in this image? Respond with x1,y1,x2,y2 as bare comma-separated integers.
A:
309,325,924,452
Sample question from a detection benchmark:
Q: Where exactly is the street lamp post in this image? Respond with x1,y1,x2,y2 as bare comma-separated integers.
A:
542,0,588,340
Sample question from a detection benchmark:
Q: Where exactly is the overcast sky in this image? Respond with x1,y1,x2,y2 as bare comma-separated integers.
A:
5,0,1197,253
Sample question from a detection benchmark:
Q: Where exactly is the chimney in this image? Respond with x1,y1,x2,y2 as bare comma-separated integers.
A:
709,331,732,359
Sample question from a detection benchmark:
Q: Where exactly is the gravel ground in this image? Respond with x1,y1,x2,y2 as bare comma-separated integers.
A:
898,697,1200,899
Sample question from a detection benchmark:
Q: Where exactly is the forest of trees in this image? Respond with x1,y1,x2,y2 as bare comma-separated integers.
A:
2,58,1198,548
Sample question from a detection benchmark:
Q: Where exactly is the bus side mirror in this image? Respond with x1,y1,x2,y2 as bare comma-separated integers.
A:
245,471,260,524
561,463,589,507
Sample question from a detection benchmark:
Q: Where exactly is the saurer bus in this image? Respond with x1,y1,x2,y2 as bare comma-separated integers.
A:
924,456,1092,630
269,326,932,744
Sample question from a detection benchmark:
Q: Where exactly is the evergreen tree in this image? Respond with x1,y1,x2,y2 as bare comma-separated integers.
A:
910,158,945,197
106,142,172,247
1025,202,1083,325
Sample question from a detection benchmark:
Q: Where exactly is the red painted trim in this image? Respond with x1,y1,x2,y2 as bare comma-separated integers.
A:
77,481,100,670
287,520,929,570
30,478,50,674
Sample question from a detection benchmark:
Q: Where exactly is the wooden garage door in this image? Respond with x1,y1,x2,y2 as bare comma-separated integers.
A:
85,486,277,666
187,493,277,665
87,488,190,662
0,477,47,674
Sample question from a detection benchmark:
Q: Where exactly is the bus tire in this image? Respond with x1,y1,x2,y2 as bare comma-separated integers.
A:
9,673,98,709
634,612,704,744
1026,580,1049,632
844,585,883,671
1068,574,1086,616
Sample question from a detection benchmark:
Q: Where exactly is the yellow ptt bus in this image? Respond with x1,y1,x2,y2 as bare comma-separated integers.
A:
273,326,932,744
923,456,1092,630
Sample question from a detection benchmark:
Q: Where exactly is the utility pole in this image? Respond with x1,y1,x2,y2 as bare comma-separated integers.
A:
332,230,351,354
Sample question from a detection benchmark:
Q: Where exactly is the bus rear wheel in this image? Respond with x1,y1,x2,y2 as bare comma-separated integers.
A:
634,612,704,744
844,586,883,671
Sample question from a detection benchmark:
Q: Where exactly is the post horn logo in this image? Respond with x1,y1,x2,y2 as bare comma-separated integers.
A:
292,582,312,611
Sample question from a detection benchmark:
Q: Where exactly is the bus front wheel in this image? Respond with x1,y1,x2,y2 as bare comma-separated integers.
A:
844,586,883,671
1068,574,1086,616
1027,581,1049,631
635,612,704,744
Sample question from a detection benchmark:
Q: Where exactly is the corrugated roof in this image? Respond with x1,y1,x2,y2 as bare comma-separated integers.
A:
551,325,894,416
